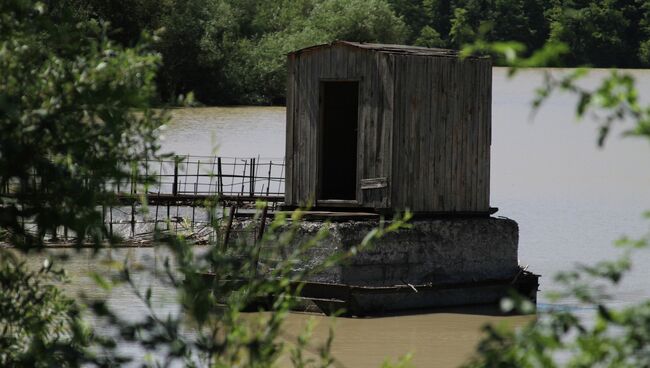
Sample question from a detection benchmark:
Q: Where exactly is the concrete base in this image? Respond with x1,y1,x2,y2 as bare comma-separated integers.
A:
234,216,532,313
279,217,519,286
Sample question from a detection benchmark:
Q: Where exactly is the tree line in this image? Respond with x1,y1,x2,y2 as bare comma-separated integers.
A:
68,0,650,105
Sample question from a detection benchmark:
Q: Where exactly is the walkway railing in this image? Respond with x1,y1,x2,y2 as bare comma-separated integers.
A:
1,155,286,243
113,155,285,204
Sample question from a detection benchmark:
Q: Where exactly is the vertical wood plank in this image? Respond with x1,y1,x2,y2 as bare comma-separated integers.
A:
379,53,394,208
459,58,467,211
357,50,369,204
459,58,469,211
485,60,492,210
332,45,345,79
469,60,478,211
285,54,295,205
476,59,485,211
403,56,414,210
390,55,402,209
307,52,319,205
298,53,310,205
415,56,428,211
444,58,454,211
425,56,436,210
432,58,446,211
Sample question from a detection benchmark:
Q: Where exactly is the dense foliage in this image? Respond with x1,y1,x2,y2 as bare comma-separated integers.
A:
69,0,650,105
69,0,407,105
0,0,163,364
390,0,650,68
0,0,166,248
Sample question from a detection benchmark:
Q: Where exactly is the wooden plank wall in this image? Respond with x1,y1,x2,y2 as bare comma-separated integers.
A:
358,52,394,208
285,45,394,208
391,55,491,212
286,45,491,212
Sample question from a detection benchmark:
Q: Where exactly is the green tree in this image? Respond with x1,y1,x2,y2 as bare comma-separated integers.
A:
546,0,632,67
414,25,445,48
221,0,408,103
634,1,650,66
488,0,546,50
156,0,240,104
386,0,430,40
70,0,408,105
1,0,164,364
66,0,164,47
0,0,165,248
449,7,476,47
422,0,452,43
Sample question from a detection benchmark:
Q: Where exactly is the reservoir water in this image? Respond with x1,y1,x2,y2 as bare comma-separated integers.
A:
21,67,650,367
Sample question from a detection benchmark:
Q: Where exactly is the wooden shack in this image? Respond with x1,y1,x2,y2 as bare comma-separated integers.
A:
284,41,492,214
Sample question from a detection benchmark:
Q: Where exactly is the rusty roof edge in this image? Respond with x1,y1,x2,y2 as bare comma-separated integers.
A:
287,40,489,60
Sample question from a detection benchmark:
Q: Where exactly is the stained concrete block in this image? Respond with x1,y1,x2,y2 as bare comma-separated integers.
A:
235,216,520,287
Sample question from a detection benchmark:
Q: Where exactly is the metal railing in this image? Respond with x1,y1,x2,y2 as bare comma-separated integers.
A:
114,155,285,200
0,155,286,243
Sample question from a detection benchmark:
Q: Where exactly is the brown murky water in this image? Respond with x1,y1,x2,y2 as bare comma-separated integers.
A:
18,67,650,366
280,310,531,368
19,247,532,368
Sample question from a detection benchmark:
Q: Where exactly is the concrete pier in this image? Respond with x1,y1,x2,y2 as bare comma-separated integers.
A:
283,217,520,287
230,216,534,314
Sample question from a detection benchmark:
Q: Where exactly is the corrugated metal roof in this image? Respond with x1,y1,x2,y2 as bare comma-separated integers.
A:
289,40,481,58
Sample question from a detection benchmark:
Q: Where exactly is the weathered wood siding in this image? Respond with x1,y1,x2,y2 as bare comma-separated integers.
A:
285,44,394,208
285,42,491,213
391,55,491,212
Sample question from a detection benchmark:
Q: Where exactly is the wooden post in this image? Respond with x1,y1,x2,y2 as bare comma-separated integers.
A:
172,157,179,196
154,160,162,231
250,158,255,197
101,205,105,241
183,155,190,194
143,156,149,194
131,203,135,238
266,161,272,196
240,160,247,196
277,160,284,195
166,203,170,231
217,157,223,196
108,206,112,239
192,160,200,232
209,157,216,196
194,160,200,195
131,165,136,195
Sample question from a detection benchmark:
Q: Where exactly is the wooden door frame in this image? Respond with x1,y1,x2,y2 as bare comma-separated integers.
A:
316,78,362,206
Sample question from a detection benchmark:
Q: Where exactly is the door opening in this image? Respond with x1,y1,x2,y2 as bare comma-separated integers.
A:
320,81,359,201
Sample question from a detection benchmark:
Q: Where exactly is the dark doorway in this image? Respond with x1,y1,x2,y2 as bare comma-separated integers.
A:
320,81,359,200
